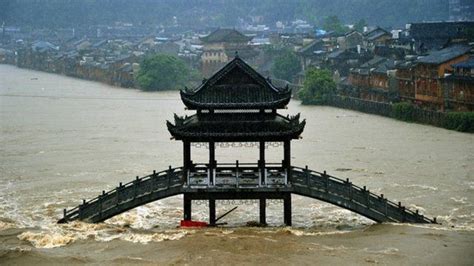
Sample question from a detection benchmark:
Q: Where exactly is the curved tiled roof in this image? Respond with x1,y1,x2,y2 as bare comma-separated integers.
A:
200,29,252,43
417,45,471,65
181,56,291,110
167,113,305,142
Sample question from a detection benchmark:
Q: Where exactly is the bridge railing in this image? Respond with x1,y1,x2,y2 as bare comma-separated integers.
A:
291,166,435,224
61,165,436,224
61,166,183,222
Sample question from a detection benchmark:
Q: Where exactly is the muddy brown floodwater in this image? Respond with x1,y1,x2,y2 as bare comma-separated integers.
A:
0,64,473,265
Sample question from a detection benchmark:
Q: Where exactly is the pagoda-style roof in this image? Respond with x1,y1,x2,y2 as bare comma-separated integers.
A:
167,113,305,142
181,56,291,110
200,29,252,44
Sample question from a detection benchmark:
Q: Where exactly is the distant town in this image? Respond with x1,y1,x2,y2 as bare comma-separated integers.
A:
0,15,473,115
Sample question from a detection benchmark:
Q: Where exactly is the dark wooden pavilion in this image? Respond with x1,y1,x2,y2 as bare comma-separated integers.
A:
167,53,305,225
58,53,437,227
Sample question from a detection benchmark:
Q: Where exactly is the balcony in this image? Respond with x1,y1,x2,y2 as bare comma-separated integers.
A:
186,163,287,188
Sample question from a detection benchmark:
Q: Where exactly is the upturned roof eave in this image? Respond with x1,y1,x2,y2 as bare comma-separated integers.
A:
180,91,292,110
167,122,305,142
167,113,305,141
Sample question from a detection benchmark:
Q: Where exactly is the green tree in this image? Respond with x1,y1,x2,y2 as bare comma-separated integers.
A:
136,54,190,91
298,68,336,105
271,50,301,82
392,102,415,121
354,18,367,32
323,15,349,34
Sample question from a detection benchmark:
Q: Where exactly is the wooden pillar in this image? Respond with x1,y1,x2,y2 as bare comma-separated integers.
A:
183,141,191,167
283,140,291,183
259,141,265,185
283,193,292,226
283,140,291,168
259,198,266,225
183,193,192,221
209,199,216,226
209,141,215,186
183,141,191,184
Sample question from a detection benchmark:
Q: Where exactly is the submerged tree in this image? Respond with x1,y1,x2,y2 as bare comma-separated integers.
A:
298,68,336,105
136,54,190,91
271,50,301,82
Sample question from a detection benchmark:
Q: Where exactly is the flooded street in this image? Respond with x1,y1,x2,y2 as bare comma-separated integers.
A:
1,64,473,264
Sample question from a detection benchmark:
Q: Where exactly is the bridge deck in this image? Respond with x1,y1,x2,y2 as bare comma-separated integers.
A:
58,165,436,224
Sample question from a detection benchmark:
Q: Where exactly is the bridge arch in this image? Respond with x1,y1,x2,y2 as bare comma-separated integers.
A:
59,165,436,225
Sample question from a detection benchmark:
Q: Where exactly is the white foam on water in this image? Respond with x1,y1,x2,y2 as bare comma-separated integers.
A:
308,242,350,251
450,197,468,204
407,204,426,212
120,230,190,244
363,247,399,255
276,227,353,237
17,219,195,249
0,180,34,229
390,222,474,232
303,204,372,230
18,231,75,248
105,202,182,229
467,181,474,190
392,183,438,191
8,246,33,252
0,220,16,230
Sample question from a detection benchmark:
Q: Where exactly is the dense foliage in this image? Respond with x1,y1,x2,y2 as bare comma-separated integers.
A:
298,68,336,105
391,102,415,122
323,16,349,35
271,50,301,82
1,0,448,29
354,19,368,33
392,103,474,133
443,112,474,133
136,54,190,91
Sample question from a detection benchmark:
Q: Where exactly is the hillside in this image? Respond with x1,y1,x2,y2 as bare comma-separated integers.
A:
1,0,449,28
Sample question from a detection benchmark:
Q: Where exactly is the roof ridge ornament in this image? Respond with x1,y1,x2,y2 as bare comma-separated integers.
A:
235,51,239,58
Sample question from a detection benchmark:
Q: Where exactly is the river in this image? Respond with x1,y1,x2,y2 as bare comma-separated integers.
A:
0,64,473,265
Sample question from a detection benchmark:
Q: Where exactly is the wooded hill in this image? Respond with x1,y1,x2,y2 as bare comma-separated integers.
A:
1,0,449,29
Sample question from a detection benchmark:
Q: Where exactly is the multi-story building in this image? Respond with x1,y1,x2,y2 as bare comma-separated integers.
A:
414,45,471,110
200,28,255,77
444,57,474,111
337,31,364,50
349,56,397,102
364,27,392,48
395,59,416,102
408,21,474,53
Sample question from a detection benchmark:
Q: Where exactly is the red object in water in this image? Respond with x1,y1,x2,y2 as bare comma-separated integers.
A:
180,220,208,228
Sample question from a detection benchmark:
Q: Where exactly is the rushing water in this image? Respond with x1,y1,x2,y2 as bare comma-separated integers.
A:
0,64,473,264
